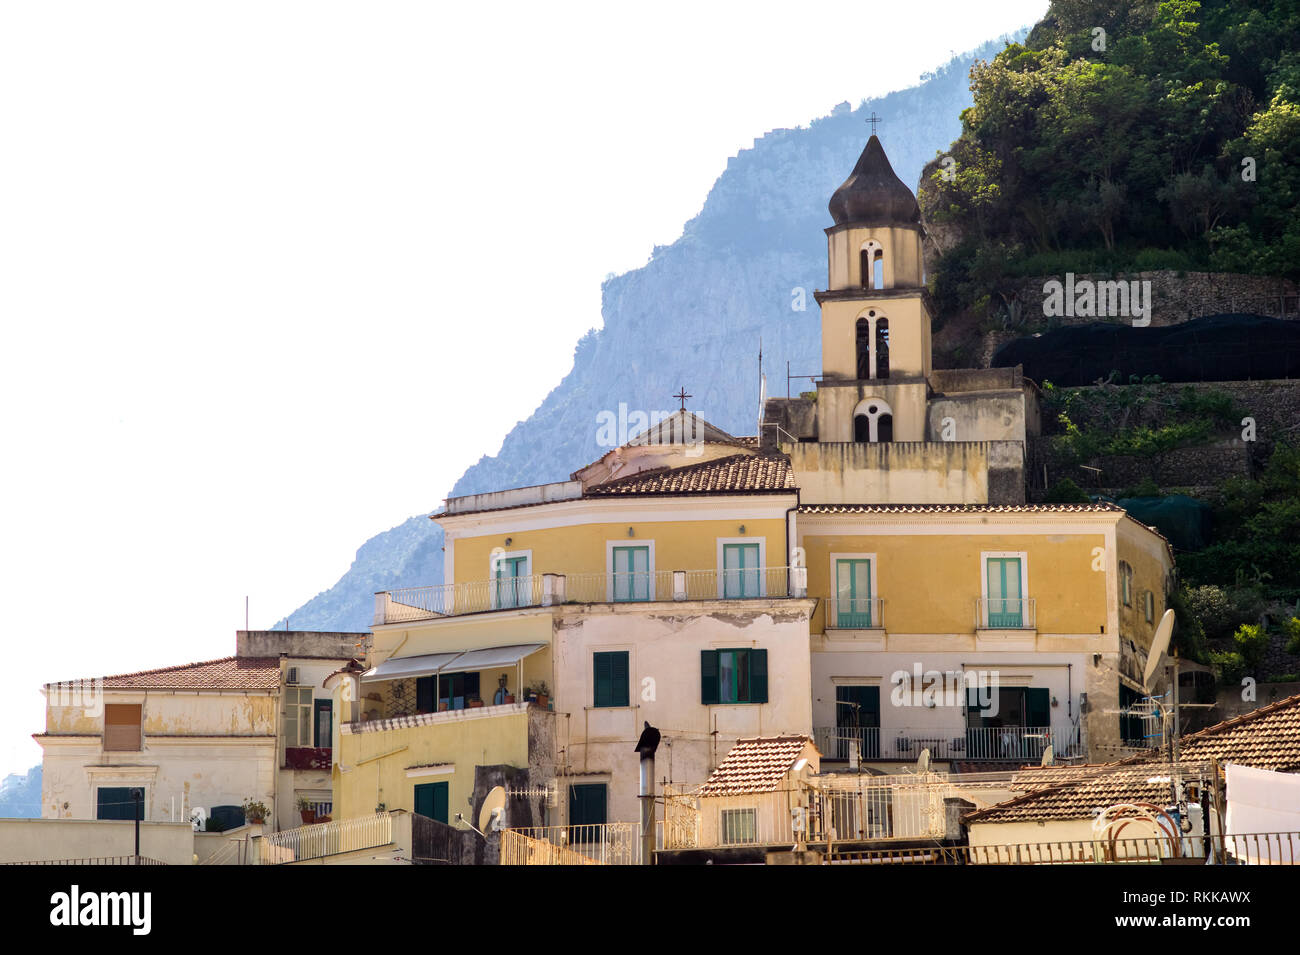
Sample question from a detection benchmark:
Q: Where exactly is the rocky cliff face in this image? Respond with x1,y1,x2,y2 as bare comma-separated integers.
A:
277,36,1023,633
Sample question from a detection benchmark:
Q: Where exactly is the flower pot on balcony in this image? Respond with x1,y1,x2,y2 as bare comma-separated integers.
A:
438,702,449,712
534,694,549,708
504,694,515,704
300,809,317,825
469,699,483,708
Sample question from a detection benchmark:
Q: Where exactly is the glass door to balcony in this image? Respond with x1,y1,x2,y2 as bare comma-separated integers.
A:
966,687,1050,759
835,685,880,759
835,559,872,627
611,545,651,602
494,555,529,609
985,557,1023,628
722,543,761,598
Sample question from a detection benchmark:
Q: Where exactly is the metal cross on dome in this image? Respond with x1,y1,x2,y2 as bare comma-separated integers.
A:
867,112,882,135
673,387,692,411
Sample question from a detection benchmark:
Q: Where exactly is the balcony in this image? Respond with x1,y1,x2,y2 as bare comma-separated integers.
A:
975,597,1036,630
813,724,1082,763
374,567,808,625
500,823,641,865
827,597,885,630
283,746,331,771
257,813,396,865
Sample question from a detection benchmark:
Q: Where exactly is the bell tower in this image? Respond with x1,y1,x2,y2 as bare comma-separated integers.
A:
813,135,933,442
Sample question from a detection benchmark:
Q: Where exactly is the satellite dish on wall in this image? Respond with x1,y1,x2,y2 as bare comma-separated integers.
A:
1143,609,1176,690
479,786,507,834
916,748,931,774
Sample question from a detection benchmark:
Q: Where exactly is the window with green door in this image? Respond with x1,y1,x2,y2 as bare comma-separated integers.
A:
721,541,762,598
493,552,531,609
610,544,651,601
984,554,1026,628
833,556,874,628
700,648,768,704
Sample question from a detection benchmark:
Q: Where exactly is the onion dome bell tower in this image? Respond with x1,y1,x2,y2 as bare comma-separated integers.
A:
814,135,933,442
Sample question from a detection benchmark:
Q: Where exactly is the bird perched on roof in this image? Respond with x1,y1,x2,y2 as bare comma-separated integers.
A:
634,721,661,758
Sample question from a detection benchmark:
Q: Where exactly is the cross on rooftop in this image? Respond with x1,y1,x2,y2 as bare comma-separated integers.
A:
673,387,692,411
867,112,882,135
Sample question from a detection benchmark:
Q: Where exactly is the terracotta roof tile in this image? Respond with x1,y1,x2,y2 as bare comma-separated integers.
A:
49,656,281,691
966,693,1300,824
585,453,795,497
699,736,815,796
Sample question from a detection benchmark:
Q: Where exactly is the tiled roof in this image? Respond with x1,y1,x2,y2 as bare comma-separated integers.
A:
800,502,1124,515
585,454,795,497
966,693,1300,824
49,656,282,691
699,736,815,796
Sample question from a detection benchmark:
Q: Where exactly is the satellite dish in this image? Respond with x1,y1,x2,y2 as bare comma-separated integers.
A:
478,785,507,834
1143,609,1176,690
1041,744,1055,767
916,748,931,774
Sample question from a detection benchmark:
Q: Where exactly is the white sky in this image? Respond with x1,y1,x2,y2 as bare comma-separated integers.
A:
0,1,1047,779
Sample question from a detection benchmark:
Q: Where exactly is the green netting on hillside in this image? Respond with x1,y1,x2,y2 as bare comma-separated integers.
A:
994,315,1300,386
1114,495,1214,551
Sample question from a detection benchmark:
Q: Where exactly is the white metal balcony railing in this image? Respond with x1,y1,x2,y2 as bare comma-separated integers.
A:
376,567,809,625
662,781,950,850
500,823,641,865
257,813,394,865
976,597,1036,629
813,724,1083,762
828,597,885,629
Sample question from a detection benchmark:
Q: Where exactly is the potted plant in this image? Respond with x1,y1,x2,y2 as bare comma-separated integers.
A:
241,798,269,825
296,795,317,826
468,695,483,708
527,682,550,708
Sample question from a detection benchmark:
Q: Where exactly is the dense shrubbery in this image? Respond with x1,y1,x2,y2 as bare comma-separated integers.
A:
920,0,1300,309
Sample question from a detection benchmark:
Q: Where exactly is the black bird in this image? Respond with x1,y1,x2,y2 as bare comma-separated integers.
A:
634,721,661,757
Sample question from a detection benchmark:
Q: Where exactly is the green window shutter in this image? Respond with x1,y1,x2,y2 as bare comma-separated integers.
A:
1026,688,1051,727
593,654,610,706
569,783,607,827
748,649,768,703
612,651,629,706
700,650,719,704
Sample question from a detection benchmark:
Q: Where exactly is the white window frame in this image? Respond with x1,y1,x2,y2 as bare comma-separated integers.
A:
282,685,314,748
829,552,877,629
605,540,655,602
980,551,1030,629
489,549,533,610
716,537,766,599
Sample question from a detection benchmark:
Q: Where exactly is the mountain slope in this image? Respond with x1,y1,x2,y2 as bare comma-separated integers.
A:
276,35,1023,633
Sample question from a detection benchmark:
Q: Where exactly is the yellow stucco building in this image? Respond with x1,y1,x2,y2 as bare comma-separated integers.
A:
335,134,1174,842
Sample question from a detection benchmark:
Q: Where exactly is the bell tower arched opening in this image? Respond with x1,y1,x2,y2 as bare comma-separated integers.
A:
852,398,894,443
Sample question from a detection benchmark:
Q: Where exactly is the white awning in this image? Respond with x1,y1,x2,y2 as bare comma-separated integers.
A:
361,651,462,683
441,644,546,673
360,644,547,682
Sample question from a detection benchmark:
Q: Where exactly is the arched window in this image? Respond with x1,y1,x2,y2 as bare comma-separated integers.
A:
860,240,883,289
875,318,890,380
855,310,890,380
852,398,894,443
856,318,871,379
